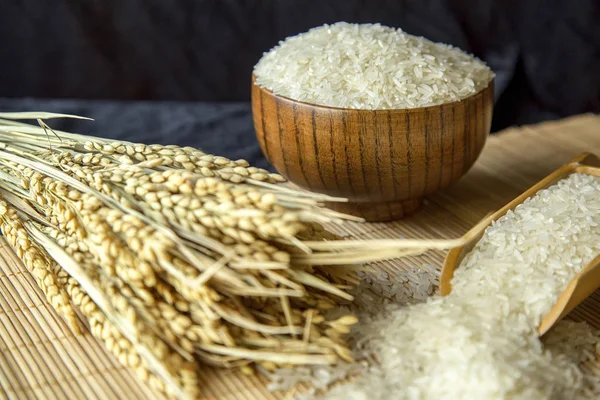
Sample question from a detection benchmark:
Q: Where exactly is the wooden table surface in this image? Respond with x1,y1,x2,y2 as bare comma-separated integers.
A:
0,114,599,399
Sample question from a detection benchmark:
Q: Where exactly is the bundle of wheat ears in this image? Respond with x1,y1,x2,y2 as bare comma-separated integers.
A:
0,112,474,399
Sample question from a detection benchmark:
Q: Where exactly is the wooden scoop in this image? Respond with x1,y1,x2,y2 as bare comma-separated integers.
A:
440,152,600,336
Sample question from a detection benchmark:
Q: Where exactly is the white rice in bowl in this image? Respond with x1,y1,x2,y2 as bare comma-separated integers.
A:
253,22,495,110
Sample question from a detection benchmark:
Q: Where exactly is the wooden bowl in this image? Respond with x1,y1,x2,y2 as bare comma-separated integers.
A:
251,75,494,222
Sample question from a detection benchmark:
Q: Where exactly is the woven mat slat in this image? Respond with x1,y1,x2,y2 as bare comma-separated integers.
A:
0,241,162,400
0,113,600,399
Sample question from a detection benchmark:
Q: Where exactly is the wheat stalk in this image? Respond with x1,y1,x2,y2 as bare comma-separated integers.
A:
0,112,475,398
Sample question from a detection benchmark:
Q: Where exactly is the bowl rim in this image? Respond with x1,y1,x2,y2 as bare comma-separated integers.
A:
251,73,494,114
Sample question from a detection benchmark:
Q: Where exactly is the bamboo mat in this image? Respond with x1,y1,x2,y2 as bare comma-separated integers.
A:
1,114,600,399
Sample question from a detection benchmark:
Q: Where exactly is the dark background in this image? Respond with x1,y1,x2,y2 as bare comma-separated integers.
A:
0,0,599,169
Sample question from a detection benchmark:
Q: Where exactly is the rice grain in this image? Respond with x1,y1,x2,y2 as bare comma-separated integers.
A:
254,22,494,110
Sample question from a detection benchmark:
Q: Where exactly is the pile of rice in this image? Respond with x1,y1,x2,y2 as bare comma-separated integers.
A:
253,22,494,110
269,173,600,399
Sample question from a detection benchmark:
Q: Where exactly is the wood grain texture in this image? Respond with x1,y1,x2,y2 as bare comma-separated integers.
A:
1,115,600,399
252,75,494,221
